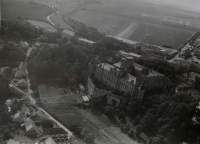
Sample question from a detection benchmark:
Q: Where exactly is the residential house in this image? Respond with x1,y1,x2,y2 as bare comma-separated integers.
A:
45,137,56,144
82,96,89,103
78,38,95,46
22,104,31,115
62,29,75,38
39,128,68,142
16,79,27,88
7,139,20,144
79,83,85,91
13,111,26,123
24,118,40,136
15,62,26,79
36,109,49,120
19,41,29,48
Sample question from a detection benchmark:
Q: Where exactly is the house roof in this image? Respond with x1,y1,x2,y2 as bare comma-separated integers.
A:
43,128,67,135
36,109,48,119
22,104,30,114
7,139,20,144
13,134,35,144
24,118,37,132
134,63,145,71
17,79,27,86
130,52,141,58
97,63,113,71
134,63,163,77
114,62,126,68
45,137,56,144
14,111,24,119
62,29,75,37
82,96,89,102
78,38,95,44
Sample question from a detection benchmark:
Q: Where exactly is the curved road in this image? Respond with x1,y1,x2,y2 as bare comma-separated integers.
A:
46,4,59,26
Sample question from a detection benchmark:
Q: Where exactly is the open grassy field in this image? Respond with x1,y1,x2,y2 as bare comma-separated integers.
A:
70,10,133,35
129,23,194,49
38,85,137,144
26,20,57,32
67,1,199,48
1,0,54,20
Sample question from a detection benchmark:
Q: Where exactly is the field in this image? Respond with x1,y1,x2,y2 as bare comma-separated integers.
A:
38,85,137,144
26,20,57,32
129,23,194,49
1,0,54,20
70,10,133,35
66,1,199,48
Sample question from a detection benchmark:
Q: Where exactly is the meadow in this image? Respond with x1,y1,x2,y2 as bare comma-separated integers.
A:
1,0,54,20
129,23,194,49
67,1,199,48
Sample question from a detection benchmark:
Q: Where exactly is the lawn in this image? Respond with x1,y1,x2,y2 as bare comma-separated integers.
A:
129,23,194,49
1,0,54,20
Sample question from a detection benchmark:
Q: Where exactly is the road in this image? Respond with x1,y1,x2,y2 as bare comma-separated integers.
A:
24,48,76,141
46,4,58,26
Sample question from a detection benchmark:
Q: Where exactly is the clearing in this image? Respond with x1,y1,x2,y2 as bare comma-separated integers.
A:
69,10,133,35
38,85,138,144
26,20,57,33
129,23,194,49
1,0,54,20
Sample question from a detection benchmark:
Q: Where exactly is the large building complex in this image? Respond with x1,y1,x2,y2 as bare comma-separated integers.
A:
90,56,165,98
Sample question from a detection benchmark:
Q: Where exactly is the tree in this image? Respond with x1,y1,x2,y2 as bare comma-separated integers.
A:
101,94,107,105
135,125,142,138
89,97,102,111
3,130,13,140
142,113,156,133
158,124,170,135
194,76,200,89
111,99,116,107
128,130,134,138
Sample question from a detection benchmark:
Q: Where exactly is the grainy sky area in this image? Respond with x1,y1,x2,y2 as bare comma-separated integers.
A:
143,0,200,13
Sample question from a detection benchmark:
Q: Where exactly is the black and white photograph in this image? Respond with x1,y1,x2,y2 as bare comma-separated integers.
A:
1,0,200,143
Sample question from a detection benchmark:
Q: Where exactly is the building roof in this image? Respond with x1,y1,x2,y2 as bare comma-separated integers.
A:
97,63,113,71
78,38,95,44
13,134,35,144
121,73,136,84
130,52,141,58
24,118,37,132
22,104,30,115
16,79,27,87
134,63,164,77
7,139,20,144
82,96,89,102
45,137,56,144
114,62,126,69
36,109,49,119
14,111,24,119
134,63,145,71
43,128,67,135
79,83,85,90
62,29,75,37
147,70,164,77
